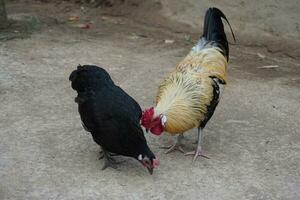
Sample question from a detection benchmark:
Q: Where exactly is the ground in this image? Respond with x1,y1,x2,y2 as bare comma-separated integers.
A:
0,1,299,200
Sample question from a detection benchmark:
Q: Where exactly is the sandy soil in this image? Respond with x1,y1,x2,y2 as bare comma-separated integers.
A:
0,1,299,200
160,0,300,43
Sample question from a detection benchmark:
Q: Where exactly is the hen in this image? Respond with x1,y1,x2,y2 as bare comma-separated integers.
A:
70,65,158,174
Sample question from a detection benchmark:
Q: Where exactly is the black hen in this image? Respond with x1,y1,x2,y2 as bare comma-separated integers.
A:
69,65,158,174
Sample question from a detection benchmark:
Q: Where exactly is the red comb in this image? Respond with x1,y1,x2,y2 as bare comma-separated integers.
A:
141,107,154,128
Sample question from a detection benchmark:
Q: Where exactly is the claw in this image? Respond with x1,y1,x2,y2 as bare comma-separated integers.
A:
185,127,210,162
99,150,104,160
101,150,123,170
102,158,118,170
185,149,210,163
99,150,117,160
160,144,185,154
160,134,185,154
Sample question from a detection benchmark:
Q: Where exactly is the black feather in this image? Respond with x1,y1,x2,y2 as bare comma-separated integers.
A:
202,7,235,60
69,65,155,161
199,78,221,129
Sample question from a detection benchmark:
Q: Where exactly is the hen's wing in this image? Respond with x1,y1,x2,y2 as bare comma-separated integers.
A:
78,85,146,148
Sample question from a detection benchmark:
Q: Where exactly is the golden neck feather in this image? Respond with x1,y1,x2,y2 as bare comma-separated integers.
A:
154,47,228,134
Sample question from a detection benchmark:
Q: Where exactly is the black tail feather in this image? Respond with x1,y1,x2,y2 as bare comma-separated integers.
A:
202,7,235,60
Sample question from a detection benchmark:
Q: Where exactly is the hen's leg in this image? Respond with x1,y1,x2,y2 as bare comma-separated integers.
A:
160,134,185,154
99,149,104,160
101,149,122,170
99,148,117,160
185,127,209,162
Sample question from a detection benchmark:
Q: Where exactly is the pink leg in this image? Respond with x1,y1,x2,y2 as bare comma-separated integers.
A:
184,127,210,162
160,134,185,154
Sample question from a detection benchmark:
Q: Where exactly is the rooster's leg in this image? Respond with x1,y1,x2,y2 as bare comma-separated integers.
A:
185,127,210,162
160,134,185,154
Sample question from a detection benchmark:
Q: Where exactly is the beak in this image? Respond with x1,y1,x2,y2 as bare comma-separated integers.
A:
146,166,153,175
146,129,149,133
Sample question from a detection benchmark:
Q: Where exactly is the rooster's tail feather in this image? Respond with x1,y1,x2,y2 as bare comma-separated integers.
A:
197,7,235,60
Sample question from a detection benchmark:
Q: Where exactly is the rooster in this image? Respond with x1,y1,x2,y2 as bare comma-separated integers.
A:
69,65,158,174
141,8,235,162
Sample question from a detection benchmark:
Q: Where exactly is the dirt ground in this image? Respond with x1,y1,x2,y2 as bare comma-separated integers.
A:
0,1,299,200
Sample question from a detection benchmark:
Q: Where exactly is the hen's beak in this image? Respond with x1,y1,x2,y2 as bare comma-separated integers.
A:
147,166,153,175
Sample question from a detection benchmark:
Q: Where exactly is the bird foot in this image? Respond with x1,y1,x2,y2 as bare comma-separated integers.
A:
185,149,210,162
102,158,118,170
99,150,104,160
98,151,117,160
101,152,123,170
160,143,185,154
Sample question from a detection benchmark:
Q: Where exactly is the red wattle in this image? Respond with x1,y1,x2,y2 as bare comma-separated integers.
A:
150,126,163,136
